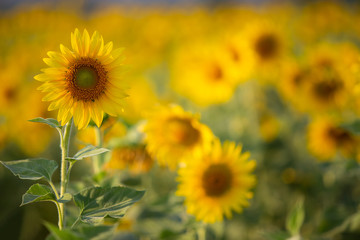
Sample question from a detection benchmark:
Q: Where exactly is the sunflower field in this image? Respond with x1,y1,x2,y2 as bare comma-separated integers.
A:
1,1,360,240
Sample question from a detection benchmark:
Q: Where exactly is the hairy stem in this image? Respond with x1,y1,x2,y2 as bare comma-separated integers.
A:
58,121,72,229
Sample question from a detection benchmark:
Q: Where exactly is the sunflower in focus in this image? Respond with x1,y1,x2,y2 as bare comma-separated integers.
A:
143,105,213,170
307,116,359,161
35,28,127,129
176,139,256,223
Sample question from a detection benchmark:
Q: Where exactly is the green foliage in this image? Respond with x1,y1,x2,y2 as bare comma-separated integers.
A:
45,222,115,240
44,222,82,240
21,184,56,206
264,231,291,240
0,159,58,182
286,198,305,237
340,120,360,135
73,186,145,225
29,117,62,129
66,145,109,162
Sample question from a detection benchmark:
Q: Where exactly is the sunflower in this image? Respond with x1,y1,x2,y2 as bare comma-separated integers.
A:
176,139,256,223
280,42,359,114
35,28,127,129
170,40,240,106
143,105,213,170
241,17,290,84
307,116,359,161
105,145,154,174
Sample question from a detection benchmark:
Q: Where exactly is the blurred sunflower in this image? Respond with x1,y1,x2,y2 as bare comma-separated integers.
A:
176,139,256,223
170,41,240,106
259,112,280,142
242,18,289,83
143,105,213,170
105,145,154,174
222,33,255,83
35,28,127,129
307,116,359,161
281,42,360,113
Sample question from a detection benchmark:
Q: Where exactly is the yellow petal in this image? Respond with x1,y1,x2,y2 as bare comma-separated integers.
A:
90,101,103,127
82,29,90,56
60,44,76,62
98,41,113,57
47,51,69,66
71,29,80,54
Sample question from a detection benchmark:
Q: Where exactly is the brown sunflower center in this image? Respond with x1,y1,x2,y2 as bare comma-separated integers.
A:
312,78,343,101
228,46,240,62
202,163,233,197
255,33,279,60
165,118,200,146
327,127,353,146
4,87,17,102
66,57,107,102
208,63,224,82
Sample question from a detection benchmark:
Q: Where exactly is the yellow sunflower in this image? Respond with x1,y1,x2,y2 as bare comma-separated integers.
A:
105,146,154,174
170,40,240,106
307,116,359,161
176,139,256,223
241,17,290,84
143,104,213,170
35,28,127,129
280,42,360,114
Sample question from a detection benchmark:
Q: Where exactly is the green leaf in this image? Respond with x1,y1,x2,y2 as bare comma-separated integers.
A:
74,186,145,225
21,184,56,206
1,158,58,182
29,117,61,129
58,193,73,203
286,198,305,236
341,120,360,135
44,222,115,240
66,145,109,162
44,222,83,240
263,231,290,240
75,225,115,240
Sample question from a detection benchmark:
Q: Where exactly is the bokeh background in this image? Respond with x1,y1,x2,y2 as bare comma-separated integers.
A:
1,0,360,239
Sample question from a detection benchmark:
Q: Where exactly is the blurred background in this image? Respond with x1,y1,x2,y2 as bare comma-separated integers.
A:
1,0,360,239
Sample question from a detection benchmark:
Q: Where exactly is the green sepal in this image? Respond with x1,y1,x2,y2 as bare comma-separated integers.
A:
74,186,145,225
66,145,109,162
21,184,56,206
1,158,58,182
29,117,62,129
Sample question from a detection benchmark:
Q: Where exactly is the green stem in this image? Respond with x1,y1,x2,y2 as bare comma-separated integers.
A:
197,224,206,240
49,181,60,200
65,162,75,189
93,126,103,174
58,121,72,230
54,201,63,230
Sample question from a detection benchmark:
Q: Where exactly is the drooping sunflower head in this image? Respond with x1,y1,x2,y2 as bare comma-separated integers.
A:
35,28,127,129
176,139,256,223
143,104,214,170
